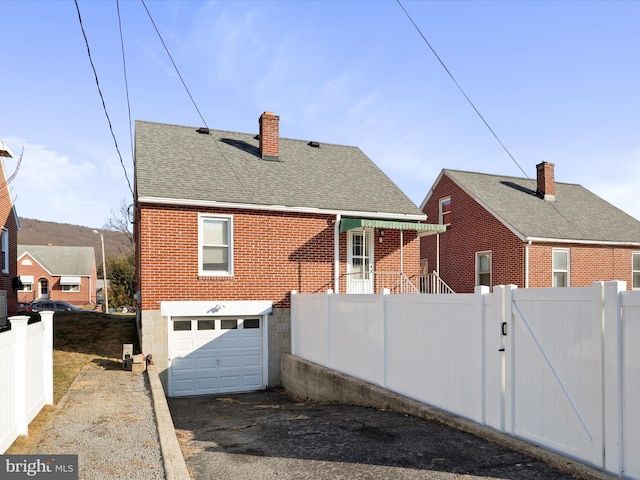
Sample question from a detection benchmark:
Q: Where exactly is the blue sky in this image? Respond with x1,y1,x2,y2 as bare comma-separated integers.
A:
1,0,639,228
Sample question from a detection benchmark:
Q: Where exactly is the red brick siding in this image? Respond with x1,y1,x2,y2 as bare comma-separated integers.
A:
528,243,638,288
137,205,422,310
422,174,638,292
0,173,18,314
421,175,524,293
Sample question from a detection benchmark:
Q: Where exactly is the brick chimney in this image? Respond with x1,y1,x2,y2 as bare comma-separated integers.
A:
536,161,555,201
259,111,280,161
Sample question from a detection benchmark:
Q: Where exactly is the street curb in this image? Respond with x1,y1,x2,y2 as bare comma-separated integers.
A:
147,365,191,480
282,353,620,480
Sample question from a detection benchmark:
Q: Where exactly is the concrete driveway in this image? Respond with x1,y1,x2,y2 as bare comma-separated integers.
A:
168,389,583,480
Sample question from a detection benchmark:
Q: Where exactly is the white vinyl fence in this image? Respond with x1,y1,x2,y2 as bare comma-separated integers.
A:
0,312,54,453
291,281,640,479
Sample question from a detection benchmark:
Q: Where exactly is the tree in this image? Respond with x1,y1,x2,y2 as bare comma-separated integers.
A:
107,248,136,309
104,199,134,245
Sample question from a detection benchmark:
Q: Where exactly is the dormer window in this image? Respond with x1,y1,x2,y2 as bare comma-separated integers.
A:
439,197,451,225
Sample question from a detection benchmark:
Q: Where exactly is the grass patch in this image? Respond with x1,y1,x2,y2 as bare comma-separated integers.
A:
6,312,139,453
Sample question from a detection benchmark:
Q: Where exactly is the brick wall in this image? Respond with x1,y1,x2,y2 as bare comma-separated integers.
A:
422,174,639,292
421,175,524,293
528,243,638,288
137,205,422,310
0,174,18,314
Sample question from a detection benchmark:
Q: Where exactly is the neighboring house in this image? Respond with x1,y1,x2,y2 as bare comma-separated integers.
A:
0,140,20,322
17,245,97,306
420,162,640,293
135,112,444,397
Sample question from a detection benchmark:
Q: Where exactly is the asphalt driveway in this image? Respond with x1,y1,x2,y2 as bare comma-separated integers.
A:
168,389,583,480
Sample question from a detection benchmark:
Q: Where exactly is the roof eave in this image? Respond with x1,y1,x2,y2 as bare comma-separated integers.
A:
136,196,427,222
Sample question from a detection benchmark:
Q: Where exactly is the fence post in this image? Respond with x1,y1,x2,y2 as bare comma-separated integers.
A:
290,291,297,356
602,280,624,475
9,315,30,436
500,285,517,435
475,285,490,425
40,311,54,405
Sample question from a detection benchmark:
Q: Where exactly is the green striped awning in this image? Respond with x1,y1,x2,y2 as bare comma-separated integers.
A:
339,218,446,236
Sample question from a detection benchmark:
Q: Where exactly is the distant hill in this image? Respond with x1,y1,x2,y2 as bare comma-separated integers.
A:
18,218,132,265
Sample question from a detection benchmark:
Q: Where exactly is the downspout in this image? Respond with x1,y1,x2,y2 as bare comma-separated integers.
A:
436,233,440,275
400,229,404,274
334,214,341,293
524,241,528,288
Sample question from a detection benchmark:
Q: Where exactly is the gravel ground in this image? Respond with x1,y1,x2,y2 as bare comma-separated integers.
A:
31,367,165,480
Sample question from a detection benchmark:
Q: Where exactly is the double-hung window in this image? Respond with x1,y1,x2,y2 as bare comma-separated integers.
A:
553,249,570,287
439,197,452,226
1,227,8,274
633,252,640,289
199,215,233,276
476,251,491,287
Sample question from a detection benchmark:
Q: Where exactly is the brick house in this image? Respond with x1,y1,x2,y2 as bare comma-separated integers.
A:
0,141,20,322
420,162,640,293
17,245,97,306
135,112,443,397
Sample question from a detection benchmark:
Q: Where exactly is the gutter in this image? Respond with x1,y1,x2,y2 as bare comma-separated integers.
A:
137,197,426,222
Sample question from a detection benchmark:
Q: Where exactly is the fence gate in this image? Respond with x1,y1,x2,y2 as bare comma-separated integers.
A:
505,286,604,469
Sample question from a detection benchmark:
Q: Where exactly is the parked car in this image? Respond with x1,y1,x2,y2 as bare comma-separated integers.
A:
27,300,93,313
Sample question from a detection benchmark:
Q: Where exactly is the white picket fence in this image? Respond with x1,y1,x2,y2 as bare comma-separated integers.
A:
291,281,640,479
0,312,54,453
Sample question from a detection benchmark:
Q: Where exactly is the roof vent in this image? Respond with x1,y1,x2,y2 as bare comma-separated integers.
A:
196,127,210,134
308,141,320,148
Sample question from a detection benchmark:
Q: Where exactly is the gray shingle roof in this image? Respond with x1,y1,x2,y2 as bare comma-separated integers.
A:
444,169,640,244
134,120,424,218
18,245,95,276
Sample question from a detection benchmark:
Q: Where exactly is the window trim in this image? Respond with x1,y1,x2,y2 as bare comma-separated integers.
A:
475,251,492,287
552,248,570,288
439,197,451,226
198,214,233,277
1,227,8,274
632,252,640,290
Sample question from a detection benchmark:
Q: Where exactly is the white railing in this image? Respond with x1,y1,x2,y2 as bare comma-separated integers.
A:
291,282,639,478
0,312,54,453
412,271,455,294
342,272,420,294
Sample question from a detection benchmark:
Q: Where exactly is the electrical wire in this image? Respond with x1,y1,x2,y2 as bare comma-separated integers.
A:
396,0,529,178
139,0,254,201
140,0,208,129
74,0,134,195
116,0,135,166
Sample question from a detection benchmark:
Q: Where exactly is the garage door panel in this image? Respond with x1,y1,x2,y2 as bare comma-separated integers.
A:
170,317,264,397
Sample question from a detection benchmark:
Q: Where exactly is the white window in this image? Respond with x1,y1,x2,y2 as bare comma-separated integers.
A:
439,197,451,225
20,275,34,292
553,249,570,287
633,252,640,289
1,227,8,274
199,215,233,276
62,284,81,292
476,251,491,287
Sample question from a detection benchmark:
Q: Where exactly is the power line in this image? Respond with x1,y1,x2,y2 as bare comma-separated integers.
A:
74,0,134,195
116,0,135,164
139,0,254,201
140,0,208,129
396,0,529,178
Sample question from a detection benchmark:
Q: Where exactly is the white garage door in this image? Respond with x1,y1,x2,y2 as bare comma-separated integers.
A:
169,317,264,397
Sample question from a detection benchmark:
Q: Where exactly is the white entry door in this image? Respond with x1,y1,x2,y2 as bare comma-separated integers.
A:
169,317,264,397
347,229,374,293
